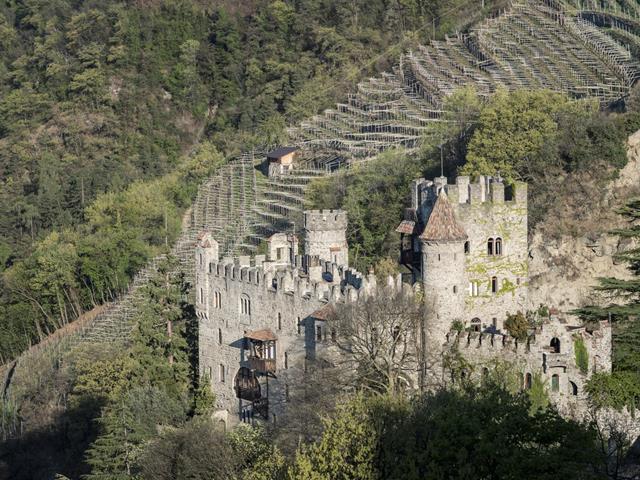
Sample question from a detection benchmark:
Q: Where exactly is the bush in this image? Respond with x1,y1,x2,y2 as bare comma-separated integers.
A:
505,311,529,341
573,336,589,374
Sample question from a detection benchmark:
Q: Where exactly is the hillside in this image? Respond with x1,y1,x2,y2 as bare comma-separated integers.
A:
3,0,640,476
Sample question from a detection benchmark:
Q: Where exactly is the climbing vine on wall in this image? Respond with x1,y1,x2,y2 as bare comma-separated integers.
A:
574,336,589,374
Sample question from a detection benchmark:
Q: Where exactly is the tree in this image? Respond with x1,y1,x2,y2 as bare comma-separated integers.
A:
504,311,529,341
330,289,423,395
139,418,237,480
289,394,378,480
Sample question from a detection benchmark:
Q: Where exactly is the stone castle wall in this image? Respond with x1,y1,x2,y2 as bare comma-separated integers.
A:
413,175,528,331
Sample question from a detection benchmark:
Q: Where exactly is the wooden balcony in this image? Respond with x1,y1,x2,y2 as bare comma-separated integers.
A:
248,356,276,374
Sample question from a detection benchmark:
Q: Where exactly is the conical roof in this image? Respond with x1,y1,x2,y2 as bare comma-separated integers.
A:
420,190,467,242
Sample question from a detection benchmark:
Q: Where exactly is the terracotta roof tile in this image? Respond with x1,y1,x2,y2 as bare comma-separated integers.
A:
420,191,467,242
245,329,278,342
310,304,335,321
395,220,416,234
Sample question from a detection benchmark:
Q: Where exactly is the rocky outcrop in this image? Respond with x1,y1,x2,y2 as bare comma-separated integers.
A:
528,130,640,313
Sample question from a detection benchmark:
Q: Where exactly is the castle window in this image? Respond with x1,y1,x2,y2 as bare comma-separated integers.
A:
218,328,222,345
240,294,251,315
209,262,214,273
491,276,498,293
438,253,441,261
525,373,532,390
550,337,561,354
464,241,470,254
482,367,489,379
219,364,225,383
551,374,559,392
200,288,204,303
316,325,322,341
284,352,288,369
296,317,301,335
277,313,282,331
199,253,203,266
487,238,494,256
495,237,502,255
214,291,222,309
453,285,458,294
569,381,578,396
469,281,480,297
331,329,337,342
471,318,481,332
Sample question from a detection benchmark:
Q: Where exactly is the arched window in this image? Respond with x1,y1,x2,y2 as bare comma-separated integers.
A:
464,241,470,254
487,238,494,256
550,337,561,353
525,373,532,390
240,294,251,315
495,237,502,255
491,276,498,293
569,381,578,396
551,374,560,392
471,317,481,332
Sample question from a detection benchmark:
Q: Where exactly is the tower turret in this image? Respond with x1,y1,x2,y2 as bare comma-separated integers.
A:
419,190,467,387
303,210,348,266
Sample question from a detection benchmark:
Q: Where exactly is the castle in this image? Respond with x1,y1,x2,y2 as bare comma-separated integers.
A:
195,175,612,428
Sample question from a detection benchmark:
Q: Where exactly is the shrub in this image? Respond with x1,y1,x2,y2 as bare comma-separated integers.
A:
504,311,528,341
573,336,589,374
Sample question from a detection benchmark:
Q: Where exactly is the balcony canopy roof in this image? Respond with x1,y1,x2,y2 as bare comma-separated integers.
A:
244,329,277,342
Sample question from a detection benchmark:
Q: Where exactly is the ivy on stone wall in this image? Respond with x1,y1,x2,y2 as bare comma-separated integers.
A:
573,336,589,374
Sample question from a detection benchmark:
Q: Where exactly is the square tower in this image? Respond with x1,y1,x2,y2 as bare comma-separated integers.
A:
303,210,349,266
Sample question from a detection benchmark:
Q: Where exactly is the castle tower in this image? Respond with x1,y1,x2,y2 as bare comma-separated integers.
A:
195,232,219,320
303,210,348,266
419,190,468,388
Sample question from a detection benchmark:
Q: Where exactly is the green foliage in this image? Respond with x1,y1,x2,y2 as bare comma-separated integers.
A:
585,371,640,414
139,418,236,480
289,394,377,480
527,372,551,415
291,385,599,480
306,149,422,271
504,311,529,341
573,336,589,374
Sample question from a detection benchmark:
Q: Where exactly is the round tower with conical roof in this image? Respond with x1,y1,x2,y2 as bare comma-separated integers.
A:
418,183,468,387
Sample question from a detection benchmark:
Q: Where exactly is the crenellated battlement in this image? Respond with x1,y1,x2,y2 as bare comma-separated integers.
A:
445,319,612,356
412,175,527,212
304,209,348,231
200,250,408,306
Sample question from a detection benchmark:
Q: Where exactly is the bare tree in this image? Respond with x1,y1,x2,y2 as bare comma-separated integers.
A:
329,289,424,396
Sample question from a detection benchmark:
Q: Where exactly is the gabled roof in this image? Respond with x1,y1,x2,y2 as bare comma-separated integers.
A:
267,146,297,159
420,191,467,242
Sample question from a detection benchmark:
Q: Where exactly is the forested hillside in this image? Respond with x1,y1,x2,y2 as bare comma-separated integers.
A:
0,0,505,362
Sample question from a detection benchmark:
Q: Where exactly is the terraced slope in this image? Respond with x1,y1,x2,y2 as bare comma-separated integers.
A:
4,0,640,419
